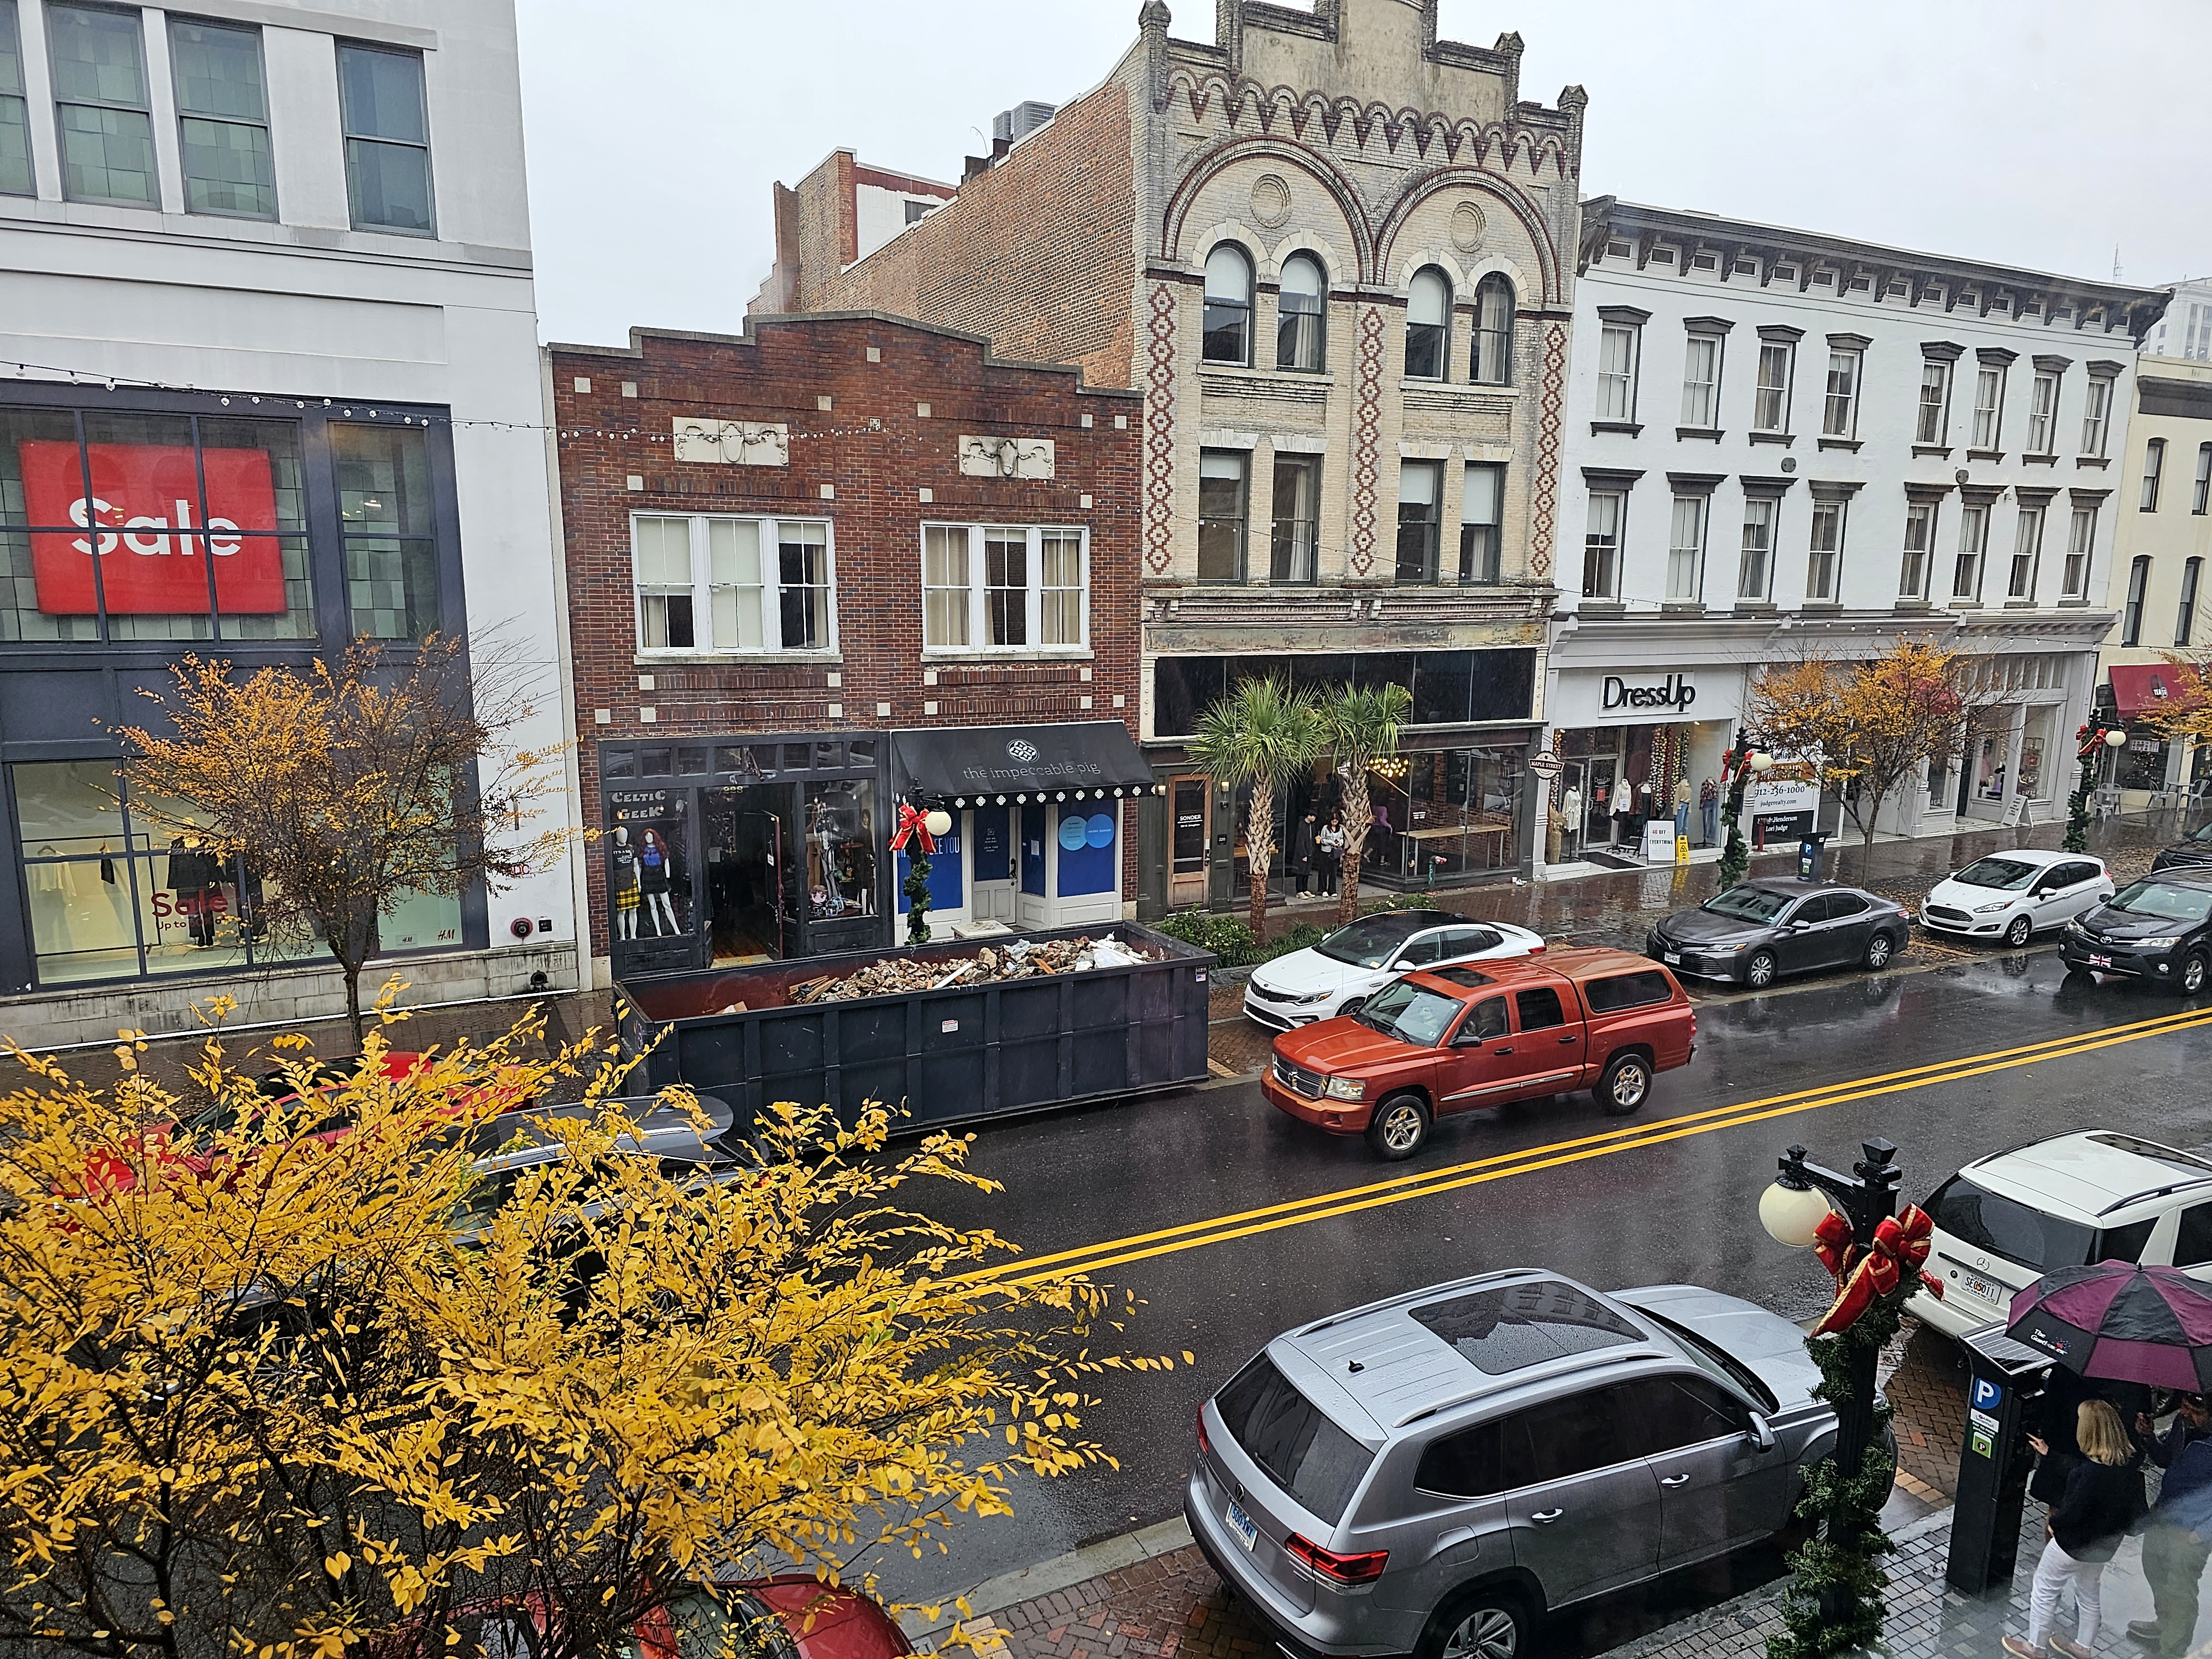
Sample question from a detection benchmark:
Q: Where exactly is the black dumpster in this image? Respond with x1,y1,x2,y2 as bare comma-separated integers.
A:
617,921,1214,1136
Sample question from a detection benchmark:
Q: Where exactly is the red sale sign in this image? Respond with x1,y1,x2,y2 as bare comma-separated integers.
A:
17,442,288,614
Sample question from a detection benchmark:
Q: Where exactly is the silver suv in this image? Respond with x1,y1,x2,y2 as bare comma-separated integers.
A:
1186,1271,1843,1658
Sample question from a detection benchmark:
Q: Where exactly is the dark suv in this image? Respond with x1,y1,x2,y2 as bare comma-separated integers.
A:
2152,821,2212,877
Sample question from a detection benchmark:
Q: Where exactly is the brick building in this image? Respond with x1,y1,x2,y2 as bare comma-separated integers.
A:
751,0,1590,910
545,314,1146,983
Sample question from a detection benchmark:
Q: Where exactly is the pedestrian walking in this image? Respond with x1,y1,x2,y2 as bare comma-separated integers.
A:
2129,1393,2212,1656
2005,1400,2145,1659
1316,813,1344,897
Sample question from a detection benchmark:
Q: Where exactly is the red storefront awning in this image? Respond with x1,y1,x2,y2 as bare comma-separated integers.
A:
2109,663,2178,723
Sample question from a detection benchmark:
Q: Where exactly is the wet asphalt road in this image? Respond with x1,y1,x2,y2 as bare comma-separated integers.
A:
858,948,2212,1607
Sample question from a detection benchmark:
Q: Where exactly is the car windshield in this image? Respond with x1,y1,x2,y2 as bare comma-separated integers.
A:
2106,880,2212,926
1353,978,1464,1046
1701,887,1790,924
1923,1174,2156,1274
1636,1306,1780,1413
1954,857,2041,891
2190,823,2212,845
1316,915,1425,968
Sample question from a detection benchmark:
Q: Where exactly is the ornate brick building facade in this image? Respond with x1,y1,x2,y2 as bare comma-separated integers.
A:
752,0,1587,910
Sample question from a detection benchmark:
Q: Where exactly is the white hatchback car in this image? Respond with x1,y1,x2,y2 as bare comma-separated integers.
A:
1920,849,2114,948
1241,907,1547,1031
1908,1131,2212,1340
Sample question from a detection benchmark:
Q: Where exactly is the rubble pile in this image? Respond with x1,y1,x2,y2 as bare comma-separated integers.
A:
787,934,1154,1005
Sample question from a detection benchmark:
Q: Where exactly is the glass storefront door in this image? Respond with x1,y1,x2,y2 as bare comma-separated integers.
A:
1168,775,1210,908
702,784,787,964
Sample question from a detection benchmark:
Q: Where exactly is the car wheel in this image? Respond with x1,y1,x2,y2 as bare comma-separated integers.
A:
1420,1590,1531,1659
1365,1093,1431,1160
1865,931,1898,970
2003,914,2032,948
2184,953,2209,997
1745,949,1778,989
1598,1052,1651,1117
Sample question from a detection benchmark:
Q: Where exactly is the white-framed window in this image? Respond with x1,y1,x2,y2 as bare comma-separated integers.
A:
2027,372,2059,454
1203,243,1254,366
1470,274,1515,386
1915,361,1951,445
1405,267,1452,381
2122,555,2150,646
1807,498,1845,601
2081,376,2114,457
2143,437,2167,512
1395,460,1444,583
1276,251,1326,372
2062,504,2095,598
2180,557,2203,646
2197,443,2212,515
1680,334,1720,427
1597,324,1639,420
1738,498,1776,601
1753,341,1793,432
921,522,1089,652
1197,450,1249,582
1583,491,1624,599
1666,494,1707,601
1953,503,1987,601
2008,505,2043,599
632,512,835,655
1823,349,1861,436
1970,366,2005,448
1901,500,1937,599
1459,462,1503,584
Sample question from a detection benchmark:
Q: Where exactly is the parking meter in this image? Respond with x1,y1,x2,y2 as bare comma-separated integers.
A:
1797,835,1827,883
1946,1322,2053,1595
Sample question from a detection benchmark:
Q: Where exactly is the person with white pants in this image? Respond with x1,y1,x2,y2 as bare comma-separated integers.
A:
2005,1400,2145,1659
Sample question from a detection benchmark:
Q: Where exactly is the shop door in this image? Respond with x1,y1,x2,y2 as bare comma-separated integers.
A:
703,785,786,965
1168,776,1211,908
971,805,1016,922
1584,758,1618,846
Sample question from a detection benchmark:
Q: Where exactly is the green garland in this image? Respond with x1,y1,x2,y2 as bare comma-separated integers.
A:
1718,750,1754,891
2064,723,2097,855
904,850,934,944
1765,1260,1923,1659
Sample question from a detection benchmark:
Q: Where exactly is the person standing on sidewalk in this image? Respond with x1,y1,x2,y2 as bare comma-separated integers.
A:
1316,813,1344,898
2005,1401,2145,1659
2129,1394,2212,1655
1288,810,1318,900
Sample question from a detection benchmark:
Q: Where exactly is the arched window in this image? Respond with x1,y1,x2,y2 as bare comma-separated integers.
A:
1405,267,1451,381
1471,273,1515,385
1276,252,1326,371
1203,244,1254,366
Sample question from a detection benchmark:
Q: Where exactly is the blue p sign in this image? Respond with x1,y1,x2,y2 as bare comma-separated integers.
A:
1971,1377,2004,1413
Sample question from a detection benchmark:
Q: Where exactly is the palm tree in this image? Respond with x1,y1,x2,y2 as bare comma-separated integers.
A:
1188,676,1323,943
1316,682,1412,924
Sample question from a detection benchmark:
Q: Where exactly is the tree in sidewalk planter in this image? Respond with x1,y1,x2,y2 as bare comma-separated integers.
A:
116,635,570,1046
1316,682,1413,926
1190,676,1324,946
0,1000,1173,1659
1751,642,1987,883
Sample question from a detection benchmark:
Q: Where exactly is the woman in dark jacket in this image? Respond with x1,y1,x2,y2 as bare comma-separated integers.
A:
2005,1399,2145,1659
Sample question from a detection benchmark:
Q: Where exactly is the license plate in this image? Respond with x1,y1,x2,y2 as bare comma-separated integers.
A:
1663,951,1681,966
1226,1498,1259,1552
2089,954,2113,968
1963,1271,2006,1306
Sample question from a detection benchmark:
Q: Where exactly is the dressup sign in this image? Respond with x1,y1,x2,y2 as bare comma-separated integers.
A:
17,441,287,614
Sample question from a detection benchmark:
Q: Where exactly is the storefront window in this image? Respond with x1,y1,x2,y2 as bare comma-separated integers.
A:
1392,748,1525,883
336,422,440,638
805,780,875,920
607,787,691,944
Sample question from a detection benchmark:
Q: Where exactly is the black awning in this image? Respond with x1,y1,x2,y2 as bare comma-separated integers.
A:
892,721,1155,802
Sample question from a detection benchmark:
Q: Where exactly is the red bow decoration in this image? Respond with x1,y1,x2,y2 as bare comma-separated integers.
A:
2078,726,2110,760
1812,1202,1943,1338
888,802,937,857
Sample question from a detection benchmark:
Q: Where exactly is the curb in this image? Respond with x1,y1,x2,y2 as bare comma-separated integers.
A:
898,1516,1194,1648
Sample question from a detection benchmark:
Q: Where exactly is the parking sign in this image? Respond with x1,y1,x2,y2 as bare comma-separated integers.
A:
1971,1377,2004,1414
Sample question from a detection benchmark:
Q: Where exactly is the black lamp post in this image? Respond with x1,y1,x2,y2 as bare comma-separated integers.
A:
1759,1136,1903,1620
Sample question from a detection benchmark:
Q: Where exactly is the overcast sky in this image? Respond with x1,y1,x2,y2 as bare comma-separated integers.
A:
515,0,2212,349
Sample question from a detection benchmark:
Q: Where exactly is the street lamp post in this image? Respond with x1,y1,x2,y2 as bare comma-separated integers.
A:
1760,1136,1904,1625
1715,729,1775,890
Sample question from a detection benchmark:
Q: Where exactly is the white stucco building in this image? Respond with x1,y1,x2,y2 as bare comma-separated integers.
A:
1546,199,2169,865
0,0,574,1045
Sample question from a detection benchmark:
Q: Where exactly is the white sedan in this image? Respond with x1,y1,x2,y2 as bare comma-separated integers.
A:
1919,848,2114,948
1241,907,1547,1031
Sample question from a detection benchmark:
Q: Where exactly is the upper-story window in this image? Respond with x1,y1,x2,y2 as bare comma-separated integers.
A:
1666,494,1707,602
1915,361,1952,445
1822,347,1861,437
2026,371,2060,455
2062,504,2095,598
1271,455,1319,582
2196,443,2212,515
1952,502,1988,602
1738,498,1776,601
1583,491,1624,599
921,523,1087,652
1970,363,2007,450
1807,496,1846,602
1395,460,1443,583
1405,267,1451,381
1276,253,1326,371
1900,499,1937,599
2142,437,2166,512
0,1,30,197
337,43,434,235
1460,462,1503,584
1680,333,1721,428
1197,450,1248,581
2008,505,2044,600
49,3,156,205
1752,338,1793,432
1597,322,1639,421
2081,374,2114,457
1202,243,1254,366
170,19,273,219
1470,274,1515,386
2179,557,2203,646
633,513,835,655
2122,555,2150,646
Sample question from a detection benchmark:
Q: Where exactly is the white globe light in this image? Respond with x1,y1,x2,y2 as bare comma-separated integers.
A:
1750,751,1776,773
924,808,953,837
1759,1181,1834,1248
2106,728,2129,749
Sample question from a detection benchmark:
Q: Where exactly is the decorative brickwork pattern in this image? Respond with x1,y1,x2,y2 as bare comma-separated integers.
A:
1528,319,1568,581
1144,283,1178,576
1347,305,1385,576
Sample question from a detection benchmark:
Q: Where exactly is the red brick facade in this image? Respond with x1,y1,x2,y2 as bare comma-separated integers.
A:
547,314,1142,966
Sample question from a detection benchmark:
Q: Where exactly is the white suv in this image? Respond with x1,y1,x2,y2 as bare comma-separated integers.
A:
1909,1132,2212,1340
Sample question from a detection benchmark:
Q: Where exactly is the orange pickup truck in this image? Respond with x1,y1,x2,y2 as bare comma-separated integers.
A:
1260,946,1697,1159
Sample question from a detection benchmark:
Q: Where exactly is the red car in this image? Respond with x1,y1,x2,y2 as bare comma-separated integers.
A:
1260,947,1697,1159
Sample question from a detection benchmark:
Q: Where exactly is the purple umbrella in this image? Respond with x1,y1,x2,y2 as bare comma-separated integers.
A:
2008,1264,2212,1392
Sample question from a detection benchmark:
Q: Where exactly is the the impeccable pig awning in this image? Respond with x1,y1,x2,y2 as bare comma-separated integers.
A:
2109,664,2179,723
892,721,1155,802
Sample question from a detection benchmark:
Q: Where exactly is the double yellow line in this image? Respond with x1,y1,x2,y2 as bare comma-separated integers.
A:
982,1001,2212,1288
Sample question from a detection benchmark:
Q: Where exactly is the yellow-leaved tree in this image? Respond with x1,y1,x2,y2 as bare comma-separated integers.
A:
1751,641,1984,879
0,997,1171,1659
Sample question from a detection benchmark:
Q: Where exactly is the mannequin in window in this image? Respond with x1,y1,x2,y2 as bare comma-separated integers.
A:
638,828,680,936
168,825,225,948
1610,775,1634,845
609,826,640,940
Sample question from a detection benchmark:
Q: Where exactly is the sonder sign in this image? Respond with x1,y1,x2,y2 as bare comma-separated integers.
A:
1601,672,1697,713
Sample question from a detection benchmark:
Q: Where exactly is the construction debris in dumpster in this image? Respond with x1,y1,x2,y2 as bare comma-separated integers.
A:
782,936,1154,1006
